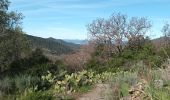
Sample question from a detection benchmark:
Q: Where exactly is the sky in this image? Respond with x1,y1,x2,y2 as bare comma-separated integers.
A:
10,0,170,39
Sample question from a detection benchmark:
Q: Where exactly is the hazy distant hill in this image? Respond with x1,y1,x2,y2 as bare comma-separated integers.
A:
63,39,88,44
152,36,170,48
25,35,80,55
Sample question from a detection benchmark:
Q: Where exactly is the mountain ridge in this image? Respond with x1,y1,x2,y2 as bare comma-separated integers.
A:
25,34,80,55
63,39,88,44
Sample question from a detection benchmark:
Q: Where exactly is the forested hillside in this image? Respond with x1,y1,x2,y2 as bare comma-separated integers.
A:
26,35,80,55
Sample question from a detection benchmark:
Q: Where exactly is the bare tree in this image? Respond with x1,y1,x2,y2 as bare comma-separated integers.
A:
87,18,107,44
126,17,151,50
87,13,151,54
87,13,127,55
107,13,127,53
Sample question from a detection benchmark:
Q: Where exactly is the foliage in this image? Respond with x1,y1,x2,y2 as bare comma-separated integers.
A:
0,77,15,94
52,70,115,94
86,56,108,73
54,70,94,93
145,83,170,100
0,75,40,95
1,48,51,77
1,1,170,99
87,36,164,73
102,64,170,100
26,35,79,55
158,47,170,60
144,69,170,100
0,29,30,72
18,89,54,100
0,0,29,72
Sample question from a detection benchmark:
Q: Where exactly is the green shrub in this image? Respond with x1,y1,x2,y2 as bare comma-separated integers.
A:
25,63,58,76
86,57,107,73
0,77,15,94
5,48,51,77
52,70,115,94
0,75,41,96
15,75,41,93
148,55,163,68
107,57,125,70
54,70,95,93
20,91,54,100
145,83,170,100
120,82,130,97
157,47,170,60
122,49,134,59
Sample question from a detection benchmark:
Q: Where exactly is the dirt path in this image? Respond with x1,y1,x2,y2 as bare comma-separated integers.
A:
77,84,110,100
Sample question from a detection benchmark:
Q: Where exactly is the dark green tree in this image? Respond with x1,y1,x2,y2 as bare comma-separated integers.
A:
0,0,29,72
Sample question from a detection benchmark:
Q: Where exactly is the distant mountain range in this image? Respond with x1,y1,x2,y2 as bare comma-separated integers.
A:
63,39,88,44
25,35,80,55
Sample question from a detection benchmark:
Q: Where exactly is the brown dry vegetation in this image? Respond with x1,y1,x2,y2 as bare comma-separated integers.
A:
63,43,95,72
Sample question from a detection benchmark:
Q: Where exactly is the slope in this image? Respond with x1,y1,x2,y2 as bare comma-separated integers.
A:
25,35,80,55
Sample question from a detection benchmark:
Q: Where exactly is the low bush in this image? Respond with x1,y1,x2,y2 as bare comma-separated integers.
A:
0,77,15,94
52,70,115,94
86,57,108,73
18,90,54,100
0,75,41,95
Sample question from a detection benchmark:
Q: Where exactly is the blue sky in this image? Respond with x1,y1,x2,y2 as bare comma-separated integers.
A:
10,0,170,39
